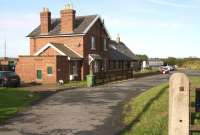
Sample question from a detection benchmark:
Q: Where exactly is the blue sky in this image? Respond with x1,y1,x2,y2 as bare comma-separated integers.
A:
0,0,200,58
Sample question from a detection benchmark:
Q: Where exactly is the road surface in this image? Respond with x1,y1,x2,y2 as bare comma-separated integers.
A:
0,74,170,135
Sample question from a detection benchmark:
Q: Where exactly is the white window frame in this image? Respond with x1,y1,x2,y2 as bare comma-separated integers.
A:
91,36,96,50
104,38,107,51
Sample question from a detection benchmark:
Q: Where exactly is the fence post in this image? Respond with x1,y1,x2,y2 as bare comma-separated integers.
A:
169,73,190,135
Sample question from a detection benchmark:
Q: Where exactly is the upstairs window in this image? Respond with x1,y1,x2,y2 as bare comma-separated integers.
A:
91,36,96,50
104,38,107,51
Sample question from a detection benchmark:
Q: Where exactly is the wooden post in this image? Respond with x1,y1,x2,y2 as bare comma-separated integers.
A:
169,73,190,135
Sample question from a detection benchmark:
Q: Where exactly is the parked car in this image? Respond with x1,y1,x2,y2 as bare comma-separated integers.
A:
166,65,175,71
0,71,20,87
160,66,170,74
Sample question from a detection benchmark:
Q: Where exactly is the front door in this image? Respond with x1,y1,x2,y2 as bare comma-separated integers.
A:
69,61,78,80
37,70,42,80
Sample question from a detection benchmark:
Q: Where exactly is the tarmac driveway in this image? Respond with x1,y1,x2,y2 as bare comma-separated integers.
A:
0,74,169,135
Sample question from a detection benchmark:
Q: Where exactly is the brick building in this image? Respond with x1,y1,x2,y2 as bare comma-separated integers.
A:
0,57,18,71
16,5,139,84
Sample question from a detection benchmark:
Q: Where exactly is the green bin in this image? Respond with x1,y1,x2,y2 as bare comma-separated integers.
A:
87,75,95,87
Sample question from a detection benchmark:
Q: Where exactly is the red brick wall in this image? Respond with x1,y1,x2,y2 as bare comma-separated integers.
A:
30,36,83,56
16,56,58,84
84,19,109,57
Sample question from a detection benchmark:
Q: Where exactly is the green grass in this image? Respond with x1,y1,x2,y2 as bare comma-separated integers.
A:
0,81,86,123
0,88,41,123
122,77,200,135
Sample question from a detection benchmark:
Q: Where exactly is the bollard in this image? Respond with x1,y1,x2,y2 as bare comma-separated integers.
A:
169,73,190,135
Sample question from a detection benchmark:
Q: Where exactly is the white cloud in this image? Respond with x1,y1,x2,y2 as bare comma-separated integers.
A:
147,0,198,8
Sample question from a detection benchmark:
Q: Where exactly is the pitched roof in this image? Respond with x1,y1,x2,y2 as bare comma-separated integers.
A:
28,15,100,37
108,40,139,61
34,43,82,59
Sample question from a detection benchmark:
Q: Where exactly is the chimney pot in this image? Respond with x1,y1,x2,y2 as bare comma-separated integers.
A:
64,4,73,10
116,34,120,43
43,7,49,12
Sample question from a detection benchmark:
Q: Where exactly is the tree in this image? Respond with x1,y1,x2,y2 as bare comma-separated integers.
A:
136,54,148,63
164,57,177,66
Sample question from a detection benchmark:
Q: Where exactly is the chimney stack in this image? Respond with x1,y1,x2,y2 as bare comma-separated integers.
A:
40,7,51,35
60,4,76,33
116,34,120,43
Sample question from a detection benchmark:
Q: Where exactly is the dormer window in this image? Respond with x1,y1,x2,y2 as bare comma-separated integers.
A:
91,36,96,50
104,38,107,51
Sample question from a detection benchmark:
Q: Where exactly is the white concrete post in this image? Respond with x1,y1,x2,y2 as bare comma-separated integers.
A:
169,73,190,135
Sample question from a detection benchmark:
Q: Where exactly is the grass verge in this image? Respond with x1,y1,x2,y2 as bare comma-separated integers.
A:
0,88,41,123
122,77,200,135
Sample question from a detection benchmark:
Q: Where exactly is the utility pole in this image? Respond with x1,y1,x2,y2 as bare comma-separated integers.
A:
4,39,6,59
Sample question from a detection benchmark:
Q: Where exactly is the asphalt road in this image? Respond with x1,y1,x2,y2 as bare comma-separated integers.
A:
0,74,172,135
